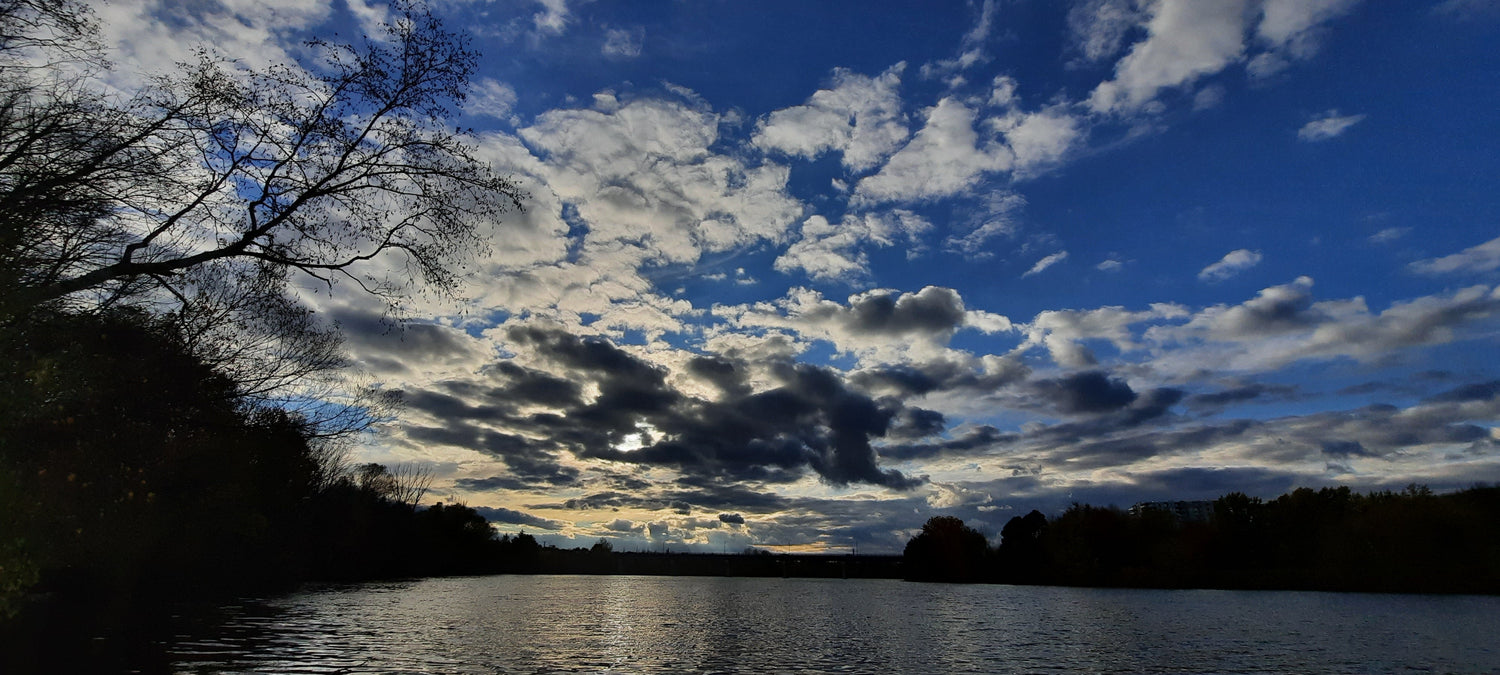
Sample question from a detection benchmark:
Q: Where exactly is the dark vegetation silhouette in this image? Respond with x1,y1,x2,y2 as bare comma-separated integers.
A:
0,0,524,668
904,485,1500,593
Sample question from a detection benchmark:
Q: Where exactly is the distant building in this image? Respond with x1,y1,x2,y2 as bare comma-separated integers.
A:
1129,500,1213,523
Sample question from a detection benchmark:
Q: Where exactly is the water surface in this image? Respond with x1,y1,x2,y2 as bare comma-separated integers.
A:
168,575,1500,673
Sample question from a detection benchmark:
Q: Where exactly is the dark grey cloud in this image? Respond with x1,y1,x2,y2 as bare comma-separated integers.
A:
501,327,925,489
331,309,483,363
603,518,644,533
1035,371,1138,413
1188,383,1297,408
879,425,1012,461
472,506,566,530
718,512,745,525
850,356,1029,399
1321,440,1375,457
843,286,967,336
684,355,753,398
1425,380,1500,403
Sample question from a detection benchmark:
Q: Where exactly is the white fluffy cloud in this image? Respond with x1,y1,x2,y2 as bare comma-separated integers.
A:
774,211,931,282
753,64,909,172
1297,110,1367,141
1089,0,1363,114
854,98,1013,204
1088,0,1251,114
520,98,803,266
1199,249,1263,281
1019,304,1189,368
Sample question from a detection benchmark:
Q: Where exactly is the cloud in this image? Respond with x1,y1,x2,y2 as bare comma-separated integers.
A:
718,286,1008,363
602,27,643,58
945,192,1026,258
1023,251,1069,277
1067,0,1144,63
753,64,909,171
718,512,745,525
919,0,998,81
1369,227,1411,244
1019,304,1188,368
1199,249,1263,281
1034,371,1138,414
774,211,931,282
497,326,925,490
1147,279,1500,373
472,506,567,530
468,78,518,120
1251,0,1362,78
1088,0,1363,113
1409,236,1500,276
1297,110,1367,141
532,0,572,35
1097,259,1125,272
519,97,804,266
1088,0,1251,114
854,97,1012,204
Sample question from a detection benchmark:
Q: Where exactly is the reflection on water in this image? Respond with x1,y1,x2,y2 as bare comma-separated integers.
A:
168,575,1500,673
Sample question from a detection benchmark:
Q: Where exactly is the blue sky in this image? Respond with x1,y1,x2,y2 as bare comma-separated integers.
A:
103,0,1500,552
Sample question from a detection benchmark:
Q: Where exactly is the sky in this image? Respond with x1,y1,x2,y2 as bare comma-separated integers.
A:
98,0,1500,553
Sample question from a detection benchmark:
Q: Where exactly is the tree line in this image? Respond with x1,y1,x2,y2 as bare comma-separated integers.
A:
904,485,1500,593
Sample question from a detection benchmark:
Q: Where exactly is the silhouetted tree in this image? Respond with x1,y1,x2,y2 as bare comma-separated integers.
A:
903,516,989,582
996,509,1048,582
0,0,523,319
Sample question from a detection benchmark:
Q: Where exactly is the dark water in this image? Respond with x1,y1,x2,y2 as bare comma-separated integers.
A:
166,575,1500,674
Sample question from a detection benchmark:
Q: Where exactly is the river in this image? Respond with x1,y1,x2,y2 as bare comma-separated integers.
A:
164,575,1500,673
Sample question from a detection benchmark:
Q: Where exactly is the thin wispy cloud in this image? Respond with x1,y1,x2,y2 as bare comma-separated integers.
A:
1298,110,1368,141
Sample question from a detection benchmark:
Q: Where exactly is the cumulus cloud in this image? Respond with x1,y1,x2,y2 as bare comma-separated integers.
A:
1199,249,1263,281
1088,0,1363,114
718,286,1008,363
1409,236,1500,276
1019,304,1188,368
774,211,931,282
753,64,909,171
854,98,1012,204
482,326,929,490
1088,0,1251,114
1298,110,1367,141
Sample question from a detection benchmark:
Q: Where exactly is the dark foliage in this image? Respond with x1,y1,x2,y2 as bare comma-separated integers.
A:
0,309,504,667
906,485,1500,593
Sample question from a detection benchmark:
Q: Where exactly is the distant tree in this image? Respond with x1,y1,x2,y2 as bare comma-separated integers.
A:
997,509,1048,582
591,538,614,555
903,516,989,582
